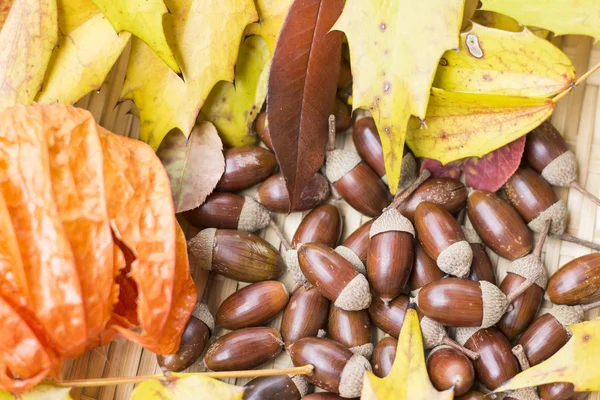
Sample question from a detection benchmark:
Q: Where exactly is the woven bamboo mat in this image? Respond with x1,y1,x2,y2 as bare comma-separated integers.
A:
62,35,600,400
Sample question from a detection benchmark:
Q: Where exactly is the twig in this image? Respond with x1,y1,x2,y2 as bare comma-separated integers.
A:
328,114,336,151
553,60,600,103
512,344,531,370
269,219,291,251
553,233,600,251
570,181,600,207
442,336,479,361
581,300,600,312
533,219,551,258
387,169,431,211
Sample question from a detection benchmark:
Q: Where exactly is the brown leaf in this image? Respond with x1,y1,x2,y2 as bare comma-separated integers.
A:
156,121,225,213
267,0,343,211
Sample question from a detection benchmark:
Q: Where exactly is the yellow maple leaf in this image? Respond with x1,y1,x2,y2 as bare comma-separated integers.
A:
434,23,574,98
56,0,98,36
91,0,179,73
362,307,453,400
0,0,57,111
0,1,13,30
332,0,464,194
495,318,600,393
246,0,294,54
0,385,72,400
121,0,257,149
131,376,244,400
481,0,600,40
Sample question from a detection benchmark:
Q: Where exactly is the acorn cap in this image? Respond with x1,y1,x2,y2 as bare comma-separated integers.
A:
437,241,472,278
454,327,480,346
326,149,362,183
480,280,508,328
541,150,577,187
188,228,216,271
335,245,366,275
350,343,374,359
192,303,215,333
507,387,541,400
543,304,584,336
398,152,418,191
284,249,310,287
370,208,415,238
462,225,482,244
238,196,270,232
425,344,453,362
420,316,447,349
527,199,567,235
289,374,311,397
507,254,548,289
339,354,372,398
334,274,372,311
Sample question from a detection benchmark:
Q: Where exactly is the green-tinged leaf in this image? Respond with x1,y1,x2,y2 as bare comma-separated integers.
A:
246,0,293,54
0,385,72,400
405,88,554,164
202,35,270,147
434,23,574,97
131,376,244,400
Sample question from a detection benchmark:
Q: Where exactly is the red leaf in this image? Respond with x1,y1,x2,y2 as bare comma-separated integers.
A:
267,0,343,211
420,158,462,180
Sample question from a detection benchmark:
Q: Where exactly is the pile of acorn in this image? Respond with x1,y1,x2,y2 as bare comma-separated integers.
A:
159,96,600,400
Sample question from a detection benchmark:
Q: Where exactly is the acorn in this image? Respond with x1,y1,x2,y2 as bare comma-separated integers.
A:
368,294,410,338
455,392,486,400
547,253,600,305
204,327,283,371
415,202,472,278
525,121,600,207
455,327,519,390
426,345,475,396
216,145,277,192
183,192,270,232
467,190,532,260
243,375,309,400
288,337,371,398
338,58,352,90
216,281,289,329
281,286,330,343
397,177,467,222
328,305,373,358
297,243,371,311
255,111,272,150
538,382,587,400
334,97,352,133
157,303,214,372
303,394,347,400
367,208,415,301
257,172,330,213
188,228,285,282
335,219,374,271
504,344,541,400
372,337,397,378
463,226,496,285
408,240,446,296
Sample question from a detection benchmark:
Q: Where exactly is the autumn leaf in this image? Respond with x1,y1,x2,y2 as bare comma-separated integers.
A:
131,376,244,400
470,9,521,32
268,0,343,211
246,0,294,54
333,0,465,194
405,89,554,165
433,23,574,97
121,0,257,150
156,122,225,213
495,318,600,393
91,0,179,73
361,307,453,400
56,0,98,36
481,0,600,40
0,1,13,29
0,385,72,400
0,0,57,111
202,35,270,147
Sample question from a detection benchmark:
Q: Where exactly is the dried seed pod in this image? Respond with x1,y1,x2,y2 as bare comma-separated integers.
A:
298,243,371,311
255,112,272,150
257,172,330,213
243,375,309,400
426,346,475,396
415,202,472,277
367,208,415,301
183,192,270,232
216,145,277,192
288,337,371,398
408,240,446,295
157,303,214,372
281,287,330,343
397,178,467,222
328,305,373,358
216,281,289,329
372,336,397,378
467,190,532,260
204,327,283,371
368,294,410,337
547,253,600,305
189,229,285,282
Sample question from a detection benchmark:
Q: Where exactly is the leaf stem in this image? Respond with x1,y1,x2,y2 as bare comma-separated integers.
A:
552,60,600,103
328,114,336,151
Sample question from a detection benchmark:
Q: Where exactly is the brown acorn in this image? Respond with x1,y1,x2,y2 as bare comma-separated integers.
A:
462,225,496,285
426,346,475,396
455,391,486,400
415,202,472,278
288,337,371,398
188,228,285,282
372,337,397,378
338,58,352,89
517,312,572,367
338,219,374,266
303,394,347,400
503,345,542,400
328,305,372,358
455,327,519,390
408,240,445,295
547,253,600,305
255,111,273,150
538,382,587,400
216,281,289,329
334,97,352,133
281,286,330,343
368,294,410,338
467,190,532,260
183,192,270,232
157,303,214,372
243,375,309,400
257,172,330,213
367,208,415,301
297,243,371,311
397,178,467,222
204,327,283,371
215,145,277,192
